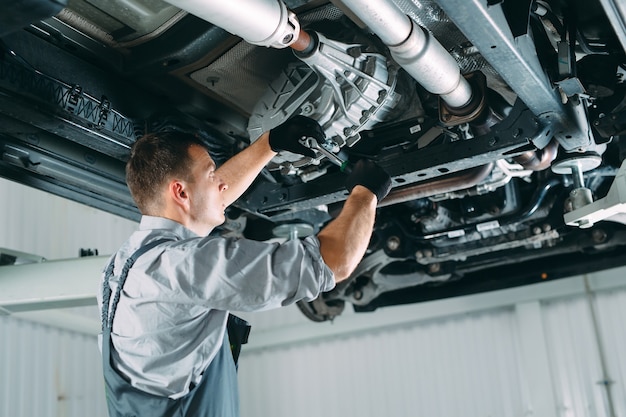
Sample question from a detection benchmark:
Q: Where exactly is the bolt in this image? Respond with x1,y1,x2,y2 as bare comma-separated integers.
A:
592,229,607,243
428,263,441,274
533,226,542,235
488,137,497,146
577,219,593,228
386,236,401,251
353,290,363,300
84,154,96,164
300,103,314,115
423,249,433,258
282,34,294,44
415,250,424,260
542,224,552,232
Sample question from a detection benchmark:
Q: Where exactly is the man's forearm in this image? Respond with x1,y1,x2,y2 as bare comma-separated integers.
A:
217,133,276,207
317,186,377,281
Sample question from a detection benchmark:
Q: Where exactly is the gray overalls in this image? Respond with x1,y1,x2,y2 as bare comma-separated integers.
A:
100,239,248,417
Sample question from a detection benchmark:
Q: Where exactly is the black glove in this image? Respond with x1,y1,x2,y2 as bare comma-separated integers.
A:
345,159,392,202
268,115,323,158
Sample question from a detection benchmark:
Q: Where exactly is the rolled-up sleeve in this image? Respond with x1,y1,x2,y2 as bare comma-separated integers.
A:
154,235,335,312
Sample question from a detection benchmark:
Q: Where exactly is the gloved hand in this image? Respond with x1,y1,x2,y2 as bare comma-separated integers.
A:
268,115,323,158
345,159,392,202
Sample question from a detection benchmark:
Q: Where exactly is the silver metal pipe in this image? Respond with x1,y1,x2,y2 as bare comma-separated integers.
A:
162,0,300,48
598,0,626,54
339,0,473,108
390,22,473,108
338,0,413,46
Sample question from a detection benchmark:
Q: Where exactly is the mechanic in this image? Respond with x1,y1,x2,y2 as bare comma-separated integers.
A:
97,115,391,417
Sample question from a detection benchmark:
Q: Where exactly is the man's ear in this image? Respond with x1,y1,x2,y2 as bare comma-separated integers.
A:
168,179,190,211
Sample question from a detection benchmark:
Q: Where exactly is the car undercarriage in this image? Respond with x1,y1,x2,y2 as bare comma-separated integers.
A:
1,0,626,321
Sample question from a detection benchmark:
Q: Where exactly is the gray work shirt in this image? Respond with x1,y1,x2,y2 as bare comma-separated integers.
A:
97,216,335,399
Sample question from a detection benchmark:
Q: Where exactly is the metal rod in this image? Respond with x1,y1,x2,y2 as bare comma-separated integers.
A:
571,162,586,189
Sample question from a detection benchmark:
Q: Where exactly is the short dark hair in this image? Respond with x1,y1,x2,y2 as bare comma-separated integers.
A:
126,131,206,214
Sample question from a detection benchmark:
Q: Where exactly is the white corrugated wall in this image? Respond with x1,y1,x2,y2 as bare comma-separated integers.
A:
0,178,136,417
239,307,526,417
236,272,626,417
0,316,106,417
2,178,626,417
532,289,622,417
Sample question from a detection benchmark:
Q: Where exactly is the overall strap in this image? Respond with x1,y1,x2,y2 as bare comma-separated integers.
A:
101,239,171,331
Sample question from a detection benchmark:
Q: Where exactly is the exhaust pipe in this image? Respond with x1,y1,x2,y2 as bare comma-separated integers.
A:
161,0,301,49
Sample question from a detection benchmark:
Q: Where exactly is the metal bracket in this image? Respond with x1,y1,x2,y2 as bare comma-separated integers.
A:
434,0,594,151
564,159,626,228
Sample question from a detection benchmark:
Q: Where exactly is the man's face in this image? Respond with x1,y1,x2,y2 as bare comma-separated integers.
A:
186,144,228,234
